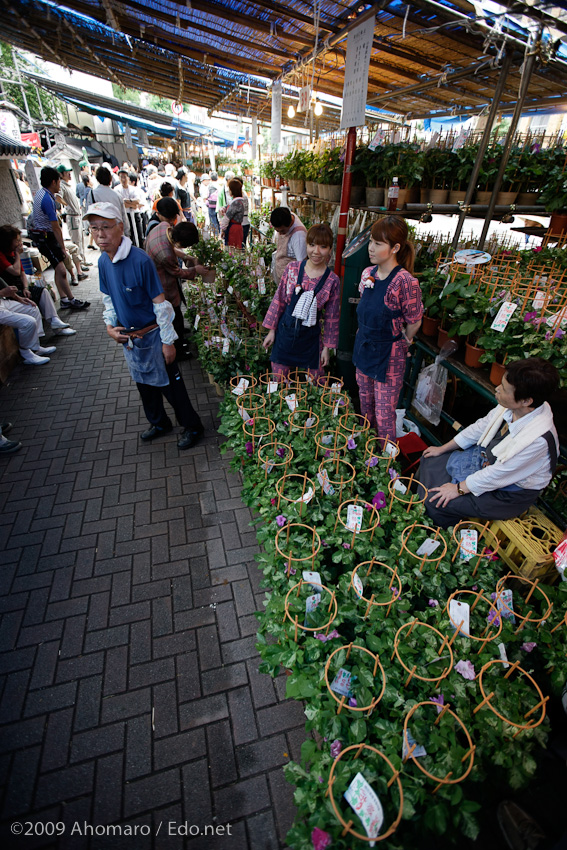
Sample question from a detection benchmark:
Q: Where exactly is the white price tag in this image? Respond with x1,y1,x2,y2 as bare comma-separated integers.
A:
266,381,278,394
305,417,316,428
402,731,427,760
227,285,234,294
352,572,364,598
262,460,274,473
416,537,441,557
344,773,384,845
294,487,314,505
302,570,321,591
448,598,470,636
346,504,363,533
330,667,353,697
321,434,333,446
238,407,250,422
532,290,545,310
258,279,266,295
497,642,510,669
330,382,342,394
222,339,230,355
194,313,200,330
496,588,515,623
317,470,335,495
285,394,297,412
459,529,478,561
491,301,518,332
232,378,249,396
393,478,407,494
384,442,397,457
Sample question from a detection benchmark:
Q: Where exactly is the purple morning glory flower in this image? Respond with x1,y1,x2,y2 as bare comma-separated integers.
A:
524,311,538,323
276,515,286,527
315,630,340,642
521,642,537,652
430,694,444,714
372,491,386,510
472,584,478,591
391,587,399,598
324,450,331,458
276,446,286,458
487,609,501,626
330,739,342,758
428,599,439,607
388,468,397,480
347,437,357,450
348,697,357,707
245,441,253,456
343,543,350,549
365,456,379,468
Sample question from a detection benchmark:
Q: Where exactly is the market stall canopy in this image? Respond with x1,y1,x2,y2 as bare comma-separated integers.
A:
23,73,245,146
2,0,567,126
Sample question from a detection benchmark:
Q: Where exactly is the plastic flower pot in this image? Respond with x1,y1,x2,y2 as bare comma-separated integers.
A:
366,187,384,207
437,325,450,348
464,340,485,368
490,360,506,386
549,213,567,237
421,314,441,337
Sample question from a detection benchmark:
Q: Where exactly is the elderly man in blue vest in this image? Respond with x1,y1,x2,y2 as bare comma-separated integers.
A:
85,201,203,450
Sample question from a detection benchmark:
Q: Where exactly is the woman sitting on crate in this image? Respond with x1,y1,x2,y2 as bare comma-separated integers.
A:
262,223,340,382
419,357,560,529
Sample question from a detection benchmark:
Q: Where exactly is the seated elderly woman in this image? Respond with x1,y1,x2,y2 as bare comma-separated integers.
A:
419,357,560,528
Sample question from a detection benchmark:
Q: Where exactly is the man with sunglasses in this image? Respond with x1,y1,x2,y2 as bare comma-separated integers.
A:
85,202,203,450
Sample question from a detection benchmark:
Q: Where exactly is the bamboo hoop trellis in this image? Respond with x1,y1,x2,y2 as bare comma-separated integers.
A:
387,475,427,514
451,520,500,577
392,620,454,688
474,659,549,738
283,579,337,641
398,523,447,572
275,472,315,518
324,643,386,715
257,440,293,479
494,572,553,632
275,522,321,573
349,558,402,619
445,589,503,652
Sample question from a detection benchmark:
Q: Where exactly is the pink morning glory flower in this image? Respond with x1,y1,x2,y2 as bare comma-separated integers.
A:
270,498,276,505
312,826,332,850
454,660,476,680
521,642,537,652
330,739,342,758
276,515,286,527
343,543,350,549
428,599,438,607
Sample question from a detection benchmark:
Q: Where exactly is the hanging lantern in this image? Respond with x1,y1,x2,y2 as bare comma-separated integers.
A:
314,101,323,117
287,104,295,119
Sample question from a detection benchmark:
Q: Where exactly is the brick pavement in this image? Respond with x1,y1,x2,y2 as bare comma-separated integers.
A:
0,259,304,849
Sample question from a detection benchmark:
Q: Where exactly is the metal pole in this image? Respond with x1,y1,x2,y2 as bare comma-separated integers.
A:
450,50,513,253
12,48,34,131
478,29,543,248
334,125,356,276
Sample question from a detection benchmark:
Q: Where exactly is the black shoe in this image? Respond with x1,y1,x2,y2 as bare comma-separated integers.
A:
0,439,22,455
140,423,173,442
177,427,204,450
176,349,193,362
0,422,13,435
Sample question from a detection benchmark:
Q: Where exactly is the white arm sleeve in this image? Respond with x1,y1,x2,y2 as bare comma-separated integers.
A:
102,293,118,327
152,299,178,345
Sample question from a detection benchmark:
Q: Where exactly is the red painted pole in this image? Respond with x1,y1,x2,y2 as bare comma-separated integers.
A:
334,125,357,277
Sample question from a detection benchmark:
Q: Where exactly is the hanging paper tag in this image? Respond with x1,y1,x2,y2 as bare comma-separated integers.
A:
258,279,266,295
285,394,297,412
330,667,353,697
344,773,384,845
333,398,343,417
321,434,333,446
304,592,321,627
208,306,218,322
317,470,335,496
393,478,407,494
384,442,397,457
352,572,364,598
330,382,342,394
305,417,316,428
449,598,470,636
496,588,515,623
368,129,385,151
416,538,441,557
497,642,510,669
266,381,278,394
302,570,322,591
402,731,427,760
294,487,314,504
220,321,230,338
459,529,478,561
346,504,364,533
227,285,234,294
194,313,200,330
222,339,230,355
491,301,518,332
238,407,250,422
532,290,545,310
262,460,274,473
232,378,249,396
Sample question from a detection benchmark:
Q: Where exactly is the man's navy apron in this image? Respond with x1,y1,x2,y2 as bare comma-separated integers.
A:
352,265,403,382
271,260,331,370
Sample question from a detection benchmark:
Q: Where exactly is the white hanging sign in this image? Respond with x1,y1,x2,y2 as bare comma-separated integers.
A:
298,85,311,113
124,124,132,148
252,116,258,160
340,15,375,130
271,82,282,146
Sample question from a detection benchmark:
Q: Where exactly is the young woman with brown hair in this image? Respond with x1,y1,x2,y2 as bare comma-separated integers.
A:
353,216,423,440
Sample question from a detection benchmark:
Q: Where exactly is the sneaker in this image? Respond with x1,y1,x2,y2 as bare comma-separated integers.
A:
53,327,77,336
140,422,173,442
32,345,57,355
0,438,22,455
20,349,50,365
77,273,89,281
177,427,204,450
50,316,70,329
61,298,90,310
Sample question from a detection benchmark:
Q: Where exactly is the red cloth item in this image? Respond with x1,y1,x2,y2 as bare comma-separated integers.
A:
0,250,15,274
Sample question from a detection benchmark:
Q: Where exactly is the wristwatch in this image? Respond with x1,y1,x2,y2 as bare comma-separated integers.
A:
457,482,465,496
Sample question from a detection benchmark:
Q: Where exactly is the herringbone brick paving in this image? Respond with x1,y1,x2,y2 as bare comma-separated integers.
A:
0,260,302,849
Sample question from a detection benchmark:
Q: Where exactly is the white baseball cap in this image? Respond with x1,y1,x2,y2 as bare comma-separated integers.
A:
83,202,121,221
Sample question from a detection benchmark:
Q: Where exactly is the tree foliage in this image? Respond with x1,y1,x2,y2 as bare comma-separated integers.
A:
0,43,64,124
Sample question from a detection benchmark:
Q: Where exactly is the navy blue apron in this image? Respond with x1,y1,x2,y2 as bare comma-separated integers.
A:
352,265,403,382
270,260,331,369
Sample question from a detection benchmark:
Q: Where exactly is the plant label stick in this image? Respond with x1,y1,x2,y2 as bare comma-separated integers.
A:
496,588,515,623
285,394,297,412
266,381,278,394
346,504,364,533
330,667,353,697
416,538,441,557
491,301,517,332
352,572,364,598
317,469,335,495
232,377,249,396
304,592,321,626
402,731,427,760
344,773,383,846
460,529,478,561
302,571,321,591
449,599,470,636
